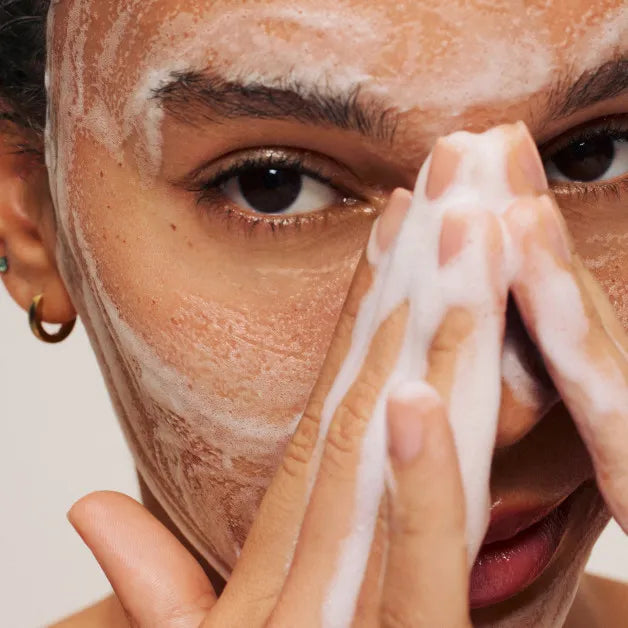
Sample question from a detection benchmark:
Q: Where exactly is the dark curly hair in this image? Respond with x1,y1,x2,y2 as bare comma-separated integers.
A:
0,0,50,133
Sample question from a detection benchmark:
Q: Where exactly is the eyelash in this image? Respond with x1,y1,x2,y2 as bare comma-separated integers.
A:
189,153,357,236
189,116,628,234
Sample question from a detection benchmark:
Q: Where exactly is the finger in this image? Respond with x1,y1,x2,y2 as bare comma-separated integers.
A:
505,194,628,531
270,298,410,627
214,190,412,625
426,210,508,562
351,497,390,628
68,491,216,628
381,382,470,628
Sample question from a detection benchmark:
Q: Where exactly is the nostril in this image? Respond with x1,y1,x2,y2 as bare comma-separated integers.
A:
497,296,560,448
506,295,554,390
505,295,554,394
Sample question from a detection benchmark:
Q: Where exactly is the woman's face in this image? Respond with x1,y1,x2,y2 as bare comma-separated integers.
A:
46,1,626,624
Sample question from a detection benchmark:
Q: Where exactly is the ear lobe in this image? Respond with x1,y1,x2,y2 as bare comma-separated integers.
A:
0,130,76,325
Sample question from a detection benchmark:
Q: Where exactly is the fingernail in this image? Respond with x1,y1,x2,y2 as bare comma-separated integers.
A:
387,381,440,463
439,212,470,267
376,188,413,254
538,195,571,264
507,123,548,196
426,139,462,201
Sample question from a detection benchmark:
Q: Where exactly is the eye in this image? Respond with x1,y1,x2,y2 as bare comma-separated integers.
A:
221,166,340,215
543,122,628,184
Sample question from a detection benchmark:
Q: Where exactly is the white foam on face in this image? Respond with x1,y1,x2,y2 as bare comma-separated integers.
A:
45,0,172,184
113,4,542,118
573,5,628,71
62,198,305,573
583,232,628,329
44,0,626,611
584,233,628,271
48,1,628,189
117,3,627,119
45,0,311,575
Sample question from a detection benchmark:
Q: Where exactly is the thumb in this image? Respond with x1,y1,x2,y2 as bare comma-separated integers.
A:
68,491,216,627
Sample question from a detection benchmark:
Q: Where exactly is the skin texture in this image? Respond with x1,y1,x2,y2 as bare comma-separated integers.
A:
0,0,626,625
49,162,626,628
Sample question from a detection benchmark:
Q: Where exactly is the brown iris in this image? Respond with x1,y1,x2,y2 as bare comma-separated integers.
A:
552,136,615,182
238,168,303,213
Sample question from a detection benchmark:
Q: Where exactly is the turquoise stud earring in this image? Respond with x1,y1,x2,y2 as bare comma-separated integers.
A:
0,256,8,274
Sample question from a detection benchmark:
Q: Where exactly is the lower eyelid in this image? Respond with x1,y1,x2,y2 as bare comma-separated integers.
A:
194,188,378,240
550,176,628,204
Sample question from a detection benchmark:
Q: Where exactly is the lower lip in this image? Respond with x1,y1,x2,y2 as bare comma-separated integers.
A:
469,498,572,608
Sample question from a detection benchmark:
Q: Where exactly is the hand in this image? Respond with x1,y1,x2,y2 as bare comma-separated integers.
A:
68,189,475,627
504,193,628,531
66,124,628,627
68,386,471,627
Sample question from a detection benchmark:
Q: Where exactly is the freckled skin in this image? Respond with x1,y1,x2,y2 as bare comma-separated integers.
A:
45,0,626,623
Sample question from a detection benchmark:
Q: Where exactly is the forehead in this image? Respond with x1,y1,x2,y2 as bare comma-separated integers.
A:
50,0,626,115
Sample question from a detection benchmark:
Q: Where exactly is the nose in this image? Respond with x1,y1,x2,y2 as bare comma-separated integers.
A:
496,297,558,448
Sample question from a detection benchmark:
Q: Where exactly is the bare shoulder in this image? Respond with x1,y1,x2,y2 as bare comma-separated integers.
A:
49,595,130,628
566,573,628,628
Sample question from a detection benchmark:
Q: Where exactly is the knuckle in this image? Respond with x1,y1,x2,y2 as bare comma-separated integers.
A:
160,595,214,627
323,414,362,478
391,496,466,546
380,604,413,628
323,379,380,470
431,308,474,354
344,377,381,422
322,377,381,475
280,411,320,479
394,510,425,540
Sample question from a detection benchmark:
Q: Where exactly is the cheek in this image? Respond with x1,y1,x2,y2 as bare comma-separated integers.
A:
66,135,367,427
568,216,628,329
581,235,628,328
59,141,369,572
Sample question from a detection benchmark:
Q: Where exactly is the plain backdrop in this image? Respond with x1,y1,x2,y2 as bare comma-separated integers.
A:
1,292,627,628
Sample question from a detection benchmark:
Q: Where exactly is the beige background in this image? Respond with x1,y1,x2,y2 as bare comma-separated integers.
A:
1,293,627,628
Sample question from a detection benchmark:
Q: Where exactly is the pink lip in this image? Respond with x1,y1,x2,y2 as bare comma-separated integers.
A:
482,497,567,545
469,495,573,608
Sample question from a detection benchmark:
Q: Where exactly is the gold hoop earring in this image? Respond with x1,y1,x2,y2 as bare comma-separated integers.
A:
29,294,76,344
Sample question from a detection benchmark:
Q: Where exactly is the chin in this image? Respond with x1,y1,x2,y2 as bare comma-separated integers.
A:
471,482,609,627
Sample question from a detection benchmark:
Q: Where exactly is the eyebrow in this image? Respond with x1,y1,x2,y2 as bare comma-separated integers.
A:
153,55,628,141
152,71,400,143
550,56,628,118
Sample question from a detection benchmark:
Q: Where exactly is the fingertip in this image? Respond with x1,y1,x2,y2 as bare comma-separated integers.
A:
67,491,137,530
387,381,445,464
375,188,413,254
391,186,413,203
388,380,442,406
66,490,216,626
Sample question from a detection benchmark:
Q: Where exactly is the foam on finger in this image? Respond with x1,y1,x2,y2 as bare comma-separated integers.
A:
312,122,549,627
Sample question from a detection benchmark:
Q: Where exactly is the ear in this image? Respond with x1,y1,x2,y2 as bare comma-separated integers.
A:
0,121,75,324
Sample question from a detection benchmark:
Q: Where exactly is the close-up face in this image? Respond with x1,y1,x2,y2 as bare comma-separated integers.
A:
44,1,626,625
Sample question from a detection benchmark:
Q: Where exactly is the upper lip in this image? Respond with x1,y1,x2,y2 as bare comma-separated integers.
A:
482,496,568,546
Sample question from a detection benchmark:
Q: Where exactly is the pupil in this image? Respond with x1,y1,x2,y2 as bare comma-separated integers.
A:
553,136,615,182
238,168,303,214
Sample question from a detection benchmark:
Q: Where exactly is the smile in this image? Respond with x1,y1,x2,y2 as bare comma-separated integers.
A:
469,490,576,608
